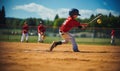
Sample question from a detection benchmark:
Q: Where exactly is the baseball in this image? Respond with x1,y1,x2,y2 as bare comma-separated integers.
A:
97,19,102,24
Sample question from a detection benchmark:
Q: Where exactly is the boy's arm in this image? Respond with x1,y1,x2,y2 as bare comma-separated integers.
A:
78,23,88,30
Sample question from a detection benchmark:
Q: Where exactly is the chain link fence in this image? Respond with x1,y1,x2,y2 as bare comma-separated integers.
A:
0,26,120,45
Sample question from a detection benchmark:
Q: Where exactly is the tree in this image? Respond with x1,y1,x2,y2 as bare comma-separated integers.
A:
54,14,59,21
90,14,95,19
0,6,6,26
53,14,59,27
26,18,37,26
53,18,65,28
109,12,113,17
89,14,95,27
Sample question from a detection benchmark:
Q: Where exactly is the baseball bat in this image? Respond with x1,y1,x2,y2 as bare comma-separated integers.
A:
81,14,102,29
88,14,102,24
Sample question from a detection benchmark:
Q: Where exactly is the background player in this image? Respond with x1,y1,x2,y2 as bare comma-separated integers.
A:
37,21,46,43
49,8,87,52
21,21,29,42
111,29,115,45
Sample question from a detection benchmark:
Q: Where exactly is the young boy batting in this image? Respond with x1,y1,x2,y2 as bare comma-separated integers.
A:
37,21,46,43
49,8,87,52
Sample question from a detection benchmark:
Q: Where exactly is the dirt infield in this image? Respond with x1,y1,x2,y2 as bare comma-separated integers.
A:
0,42,120,71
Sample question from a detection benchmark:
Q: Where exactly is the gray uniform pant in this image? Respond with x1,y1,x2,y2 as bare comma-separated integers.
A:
59,31,79,51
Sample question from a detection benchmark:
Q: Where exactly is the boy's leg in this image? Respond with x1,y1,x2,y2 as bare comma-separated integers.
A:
60,32,79,52
69,34,79,52
111,36,115,45
39,33,44,42
49,41,62,51
38,33,41,42
25,33,29,42
21,33,25,42
50,32,79,52
49,31,68,51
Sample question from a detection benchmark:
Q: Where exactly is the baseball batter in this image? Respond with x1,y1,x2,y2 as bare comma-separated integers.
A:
21,21,29,42
49,8,87,52
38,21,46,43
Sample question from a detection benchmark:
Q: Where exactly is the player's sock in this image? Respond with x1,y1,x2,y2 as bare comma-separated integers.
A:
49,41,62,51
56,41,62,46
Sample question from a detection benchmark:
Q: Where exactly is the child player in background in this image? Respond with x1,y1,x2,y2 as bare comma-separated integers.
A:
21,21,29,42
111,29,115,45
37,21,46,43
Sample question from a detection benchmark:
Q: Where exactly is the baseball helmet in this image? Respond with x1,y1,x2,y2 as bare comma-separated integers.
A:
69,8,80,16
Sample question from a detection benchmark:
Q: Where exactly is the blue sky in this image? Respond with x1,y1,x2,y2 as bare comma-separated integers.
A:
0,0,120,20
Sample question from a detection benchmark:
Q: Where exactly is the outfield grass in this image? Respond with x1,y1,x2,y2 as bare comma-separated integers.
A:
0,35,120,45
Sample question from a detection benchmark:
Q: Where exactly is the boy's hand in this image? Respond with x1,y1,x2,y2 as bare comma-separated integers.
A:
81,25,87,30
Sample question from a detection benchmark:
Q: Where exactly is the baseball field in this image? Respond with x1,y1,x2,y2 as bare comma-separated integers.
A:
0,42,120,71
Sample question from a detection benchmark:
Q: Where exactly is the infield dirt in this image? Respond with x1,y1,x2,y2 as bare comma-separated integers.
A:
0,42,120,71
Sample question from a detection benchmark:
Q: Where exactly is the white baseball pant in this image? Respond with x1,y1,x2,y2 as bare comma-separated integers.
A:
21,33,29,42
111,36,115,45
38,33,43,42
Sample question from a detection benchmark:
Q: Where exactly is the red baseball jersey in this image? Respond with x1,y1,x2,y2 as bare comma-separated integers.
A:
22,24,29,33
60,16,81,32
111,30,115,36
38,24,46,33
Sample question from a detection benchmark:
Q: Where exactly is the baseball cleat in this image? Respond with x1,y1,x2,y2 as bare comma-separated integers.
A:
49,41,57,51
73,50,80,52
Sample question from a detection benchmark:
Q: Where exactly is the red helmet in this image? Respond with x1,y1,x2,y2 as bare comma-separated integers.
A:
69,8,80,16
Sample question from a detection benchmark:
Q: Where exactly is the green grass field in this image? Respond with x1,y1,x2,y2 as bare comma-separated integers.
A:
0,35,120,46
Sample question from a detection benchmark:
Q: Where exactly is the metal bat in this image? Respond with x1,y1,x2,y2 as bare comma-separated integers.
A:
88,14,102,24
81,14,102,29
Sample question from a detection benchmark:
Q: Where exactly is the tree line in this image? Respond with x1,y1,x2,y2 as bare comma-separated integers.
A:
0,6,6,27
0,6,120,29
4,13,120,28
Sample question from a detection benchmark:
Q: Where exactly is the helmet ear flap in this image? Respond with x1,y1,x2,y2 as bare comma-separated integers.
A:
69,10,73,16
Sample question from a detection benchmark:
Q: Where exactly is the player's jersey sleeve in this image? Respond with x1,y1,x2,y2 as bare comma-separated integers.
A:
22,25,29,33
38,25,46,33
71,19,81,27
42,26,46,32
60,17,81,32
38,26,40,33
